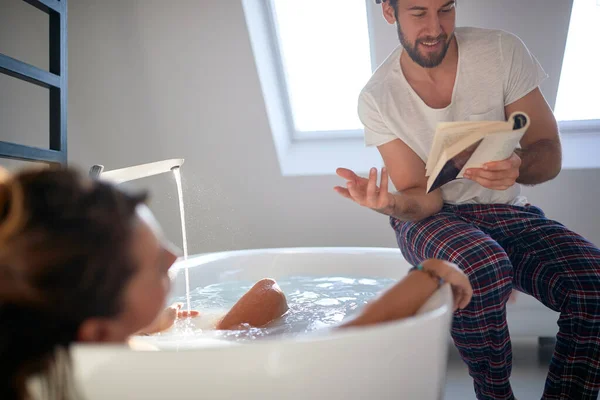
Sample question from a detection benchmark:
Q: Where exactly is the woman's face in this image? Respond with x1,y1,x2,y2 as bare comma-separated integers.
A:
112,206,179,340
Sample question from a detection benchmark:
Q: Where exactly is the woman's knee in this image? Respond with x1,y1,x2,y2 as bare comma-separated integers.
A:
216,278,288,330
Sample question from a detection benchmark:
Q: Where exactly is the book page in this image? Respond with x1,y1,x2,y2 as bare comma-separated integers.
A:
426,121,511,176
426,129,468,176
427,139,484,193
426,112,529,191
457,127,527,177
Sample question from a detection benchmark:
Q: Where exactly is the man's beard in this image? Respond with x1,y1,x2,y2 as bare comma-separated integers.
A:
397,26,453,69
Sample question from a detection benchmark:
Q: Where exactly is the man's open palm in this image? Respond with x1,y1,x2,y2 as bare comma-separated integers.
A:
334,167,395,215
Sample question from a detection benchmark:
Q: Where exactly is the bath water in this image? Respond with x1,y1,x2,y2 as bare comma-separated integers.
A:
172,168,191,314
165,168,396,347
144,275,396,347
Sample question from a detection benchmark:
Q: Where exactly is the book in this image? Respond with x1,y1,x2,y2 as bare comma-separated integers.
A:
425,112,530,193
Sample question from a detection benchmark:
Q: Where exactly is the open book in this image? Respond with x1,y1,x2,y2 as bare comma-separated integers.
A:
425,112,530,193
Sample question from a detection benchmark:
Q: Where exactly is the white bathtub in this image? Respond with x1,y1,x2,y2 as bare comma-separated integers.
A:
71,247,454,400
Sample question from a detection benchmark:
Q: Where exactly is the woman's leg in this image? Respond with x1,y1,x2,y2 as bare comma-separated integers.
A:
216,278,289,330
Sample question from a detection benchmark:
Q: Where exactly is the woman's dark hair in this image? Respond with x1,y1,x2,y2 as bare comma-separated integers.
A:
0,167,147,399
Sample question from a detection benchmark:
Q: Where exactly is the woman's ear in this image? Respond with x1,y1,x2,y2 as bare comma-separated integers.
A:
0,166,10,184
77,318,127,343
0,167,12,207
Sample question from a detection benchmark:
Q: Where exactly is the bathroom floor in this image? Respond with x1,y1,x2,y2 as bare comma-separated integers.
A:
443,338,600,400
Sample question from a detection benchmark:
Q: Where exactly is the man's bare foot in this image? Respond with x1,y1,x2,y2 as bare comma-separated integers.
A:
216,278,288,330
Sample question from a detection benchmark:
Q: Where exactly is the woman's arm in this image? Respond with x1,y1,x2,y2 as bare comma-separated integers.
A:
338,260,472,329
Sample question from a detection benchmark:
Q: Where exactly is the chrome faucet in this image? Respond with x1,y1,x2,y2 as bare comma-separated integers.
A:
89,158,184,184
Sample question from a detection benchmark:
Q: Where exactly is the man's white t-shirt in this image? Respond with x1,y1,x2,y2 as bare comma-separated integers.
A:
359,27,548,205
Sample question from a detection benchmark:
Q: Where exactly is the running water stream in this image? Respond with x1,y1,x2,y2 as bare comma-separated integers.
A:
172,167,191,314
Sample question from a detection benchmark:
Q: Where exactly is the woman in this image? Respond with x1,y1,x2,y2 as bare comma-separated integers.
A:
0,167,472,400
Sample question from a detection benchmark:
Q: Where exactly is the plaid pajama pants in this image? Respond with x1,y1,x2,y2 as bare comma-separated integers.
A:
391,203,600,400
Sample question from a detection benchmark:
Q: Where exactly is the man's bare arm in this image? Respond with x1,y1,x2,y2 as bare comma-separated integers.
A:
335,140,443,222
378,139,443,222
507,88,562,185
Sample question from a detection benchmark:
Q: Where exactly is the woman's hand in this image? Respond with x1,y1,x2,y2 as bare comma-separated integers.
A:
422,260,473,311
138,303,200,335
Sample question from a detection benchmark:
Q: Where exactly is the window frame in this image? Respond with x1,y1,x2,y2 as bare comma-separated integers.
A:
264,0,376,143
553,0,600,135
243,0,600,176
559,119,600,135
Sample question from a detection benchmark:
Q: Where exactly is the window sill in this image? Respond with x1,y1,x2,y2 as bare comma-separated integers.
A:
278,131,600,177
560,131,600,170
279,138,382,177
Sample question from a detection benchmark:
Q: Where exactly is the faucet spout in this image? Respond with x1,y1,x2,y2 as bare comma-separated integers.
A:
90,159,185,184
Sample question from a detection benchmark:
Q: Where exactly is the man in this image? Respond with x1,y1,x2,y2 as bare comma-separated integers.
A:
334,1,600,399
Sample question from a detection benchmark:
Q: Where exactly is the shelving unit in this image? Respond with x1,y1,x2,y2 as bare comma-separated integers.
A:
0,0,67,166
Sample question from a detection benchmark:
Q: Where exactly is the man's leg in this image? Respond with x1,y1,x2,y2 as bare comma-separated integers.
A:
391,212,516,400
493,205,600,400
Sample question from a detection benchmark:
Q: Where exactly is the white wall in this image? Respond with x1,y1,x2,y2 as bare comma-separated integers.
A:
1,0,599,256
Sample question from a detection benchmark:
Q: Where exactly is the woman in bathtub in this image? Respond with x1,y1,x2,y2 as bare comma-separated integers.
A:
146,259,470,334
143,251,470,334
0,167,472,400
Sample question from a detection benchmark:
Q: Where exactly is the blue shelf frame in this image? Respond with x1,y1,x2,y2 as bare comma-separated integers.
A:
0,0,68,166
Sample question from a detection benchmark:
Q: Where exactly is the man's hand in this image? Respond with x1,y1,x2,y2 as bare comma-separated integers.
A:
464,152,521,191
334,167,396,215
